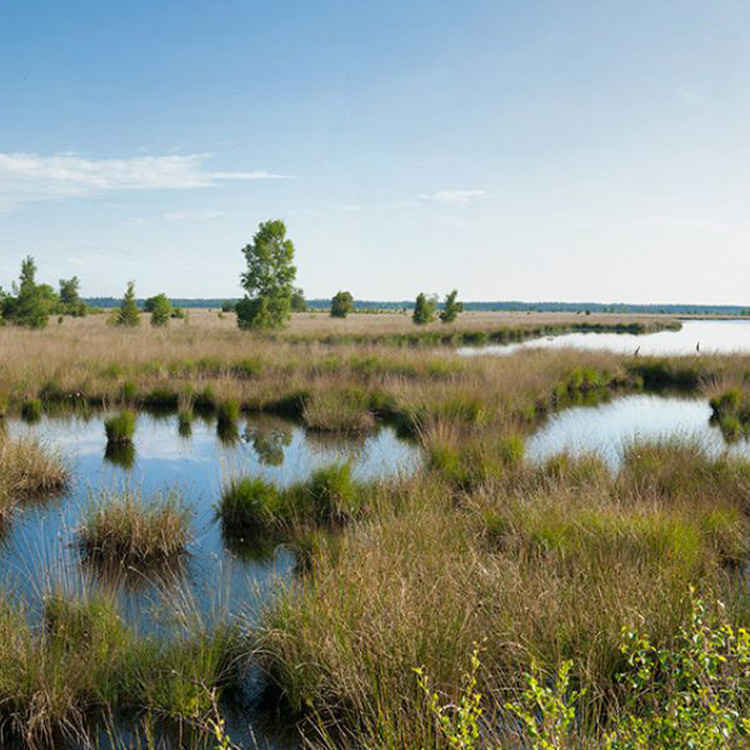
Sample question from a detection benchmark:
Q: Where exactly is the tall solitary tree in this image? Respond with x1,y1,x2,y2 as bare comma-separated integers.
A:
439,289,463,324
412,292,438,325
236,220,297,330
330,291,354,318
115,281,140,327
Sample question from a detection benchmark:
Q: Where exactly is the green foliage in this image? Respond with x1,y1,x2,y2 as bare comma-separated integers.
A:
439,289,463,324
413,292,438,325
306,462,360,523
221,300,236,313
237,219,297,330
415,646,487,750
148,293,172,327
218,477,283,532
104,410,136,444
5,256,51,328
606,591,750,749
58,276,87,316
115,281,140,327
291,287,307,312
330,290,354,318
505,659,582,750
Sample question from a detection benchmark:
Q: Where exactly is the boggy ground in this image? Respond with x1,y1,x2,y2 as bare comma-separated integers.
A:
5,311,750,747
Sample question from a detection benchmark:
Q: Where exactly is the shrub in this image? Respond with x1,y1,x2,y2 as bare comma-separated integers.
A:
104,410,136,444
148,293,172,327
413,292,438,325
439,289,463,324
330,291,354,318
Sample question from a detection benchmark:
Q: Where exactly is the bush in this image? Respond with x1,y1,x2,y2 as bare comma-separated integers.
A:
148,293,172,327
330,291,354,318
20,398,42,422
413,292,438,325
439,289,463,324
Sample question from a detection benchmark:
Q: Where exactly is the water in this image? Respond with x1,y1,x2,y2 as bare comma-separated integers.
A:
459,319,750,357
2,410,421,748
526,393,750,470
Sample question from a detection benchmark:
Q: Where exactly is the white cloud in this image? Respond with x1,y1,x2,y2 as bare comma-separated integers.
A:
0,152,295,210
417,189,486,205
164,210,226,221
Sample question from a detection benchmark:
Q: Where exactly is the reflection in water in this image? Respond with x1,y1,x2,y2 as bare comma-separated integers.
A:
245,422,293,467
526,394,750,470
459,319,750,358
1,410,419,748
104,441,136,469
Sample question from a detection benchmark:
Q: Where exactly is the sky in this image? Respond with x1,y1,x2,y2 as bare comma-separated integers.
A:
1,0,750,303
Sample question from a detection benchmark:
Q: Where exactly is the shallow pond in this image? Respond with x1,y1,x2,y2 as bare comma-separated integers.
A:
3,411,421,748
526,393,750,470
459,319,750,357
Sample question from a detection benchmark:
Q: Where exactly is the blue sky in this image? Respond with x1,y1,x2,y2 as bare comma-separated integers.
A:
1,0,749,303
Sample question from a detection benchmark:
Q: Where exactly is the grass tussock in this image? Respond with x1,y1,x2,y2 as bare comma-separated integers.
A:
302,389,376,435
104,410,136,444
79,489,192,567
218,462,365,542
0,436,67,518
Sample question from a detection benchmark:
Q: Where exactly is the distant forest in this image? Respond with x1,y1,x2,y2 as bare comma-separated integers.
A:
83,297,750,316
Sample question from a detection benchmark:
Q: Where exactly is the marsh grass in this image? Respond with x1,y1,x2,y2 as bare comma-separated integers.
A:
104,410,136,444
0,436,67,519
302,389,376,435
255,439,750,748
0,581,245,749
79,490,192,567
218,463,365,542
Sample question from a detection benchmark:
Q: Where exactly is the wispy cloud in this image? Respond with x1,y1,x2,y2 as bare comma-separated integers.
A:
417,189,486,206
0,152,295,210
163,209,226,221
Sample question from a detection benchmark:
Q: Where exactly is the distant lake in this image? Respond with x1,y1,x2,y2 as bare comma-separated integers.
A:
459,319,750,357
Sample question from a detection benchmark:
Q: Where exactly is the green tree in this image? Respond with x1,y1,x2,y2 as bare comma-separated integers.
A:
10,256,50,329
439,289,463,324
412,292,438,325
58,276,87,317
236,220,297,330
149,293,172,327
330,291,354,318
115,281,140,327
291,287,307,313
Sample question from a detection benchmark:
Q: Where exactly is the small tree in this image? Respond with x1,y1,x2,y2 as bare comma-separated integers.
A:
116,281,140,327
237,219,297,330
412,292,438,325
59,276,87,317
291,287,307,313
330,291,354,318
439,289,463,324
221,300,236,313
149,293,172,327
10,256,50,329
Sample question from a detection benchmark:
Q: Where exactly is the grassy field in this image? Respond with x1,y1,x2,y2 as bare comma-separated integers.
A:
4,311,750,747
